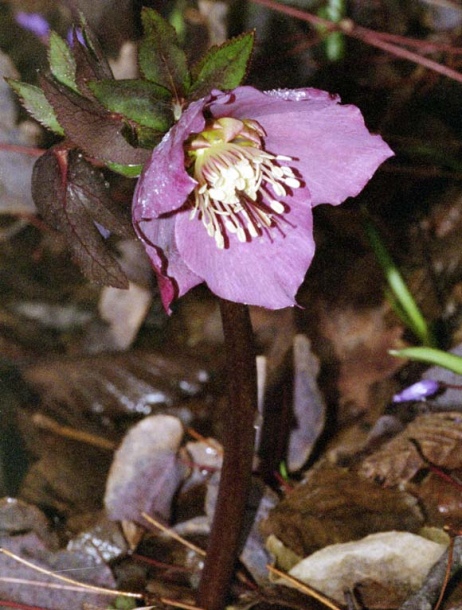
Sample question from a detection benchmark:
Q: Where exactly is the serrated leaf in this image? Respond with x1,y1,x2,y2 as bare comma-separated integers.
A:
39,74,150,166
48,31,77,91
88,79,173,131
32,146,132,288
138,7,190,96
7,79,64,135
190,32,254,99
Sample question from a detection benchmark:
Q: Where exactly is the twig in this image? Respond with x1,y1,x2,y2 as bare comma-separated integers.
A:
433,535,454,610
0,578,116,592
159,599,202,610
250,0,462,84
186,428,223,455
141,512,206,557
267,565,343,610
371,30,462,54
32,413,116,451
0,578,202,610
0,548,142,599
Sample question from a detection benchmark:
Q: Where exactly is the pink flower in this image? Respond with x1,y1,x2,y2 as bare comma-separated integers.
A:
133,86,393,312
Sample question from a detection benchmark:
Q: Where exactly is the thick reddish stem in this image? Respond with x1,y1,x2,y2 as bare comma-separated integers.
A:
197,300,257,610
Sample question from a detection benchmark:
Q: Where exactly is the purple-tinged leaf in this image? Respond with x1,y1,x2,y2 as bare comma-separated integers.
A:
190,32,255,100
39,74,150,166
80,18,113,80
71,29,113,98
138,8,191,96
67,153,135,239
392,379,441,403
32,145,130,288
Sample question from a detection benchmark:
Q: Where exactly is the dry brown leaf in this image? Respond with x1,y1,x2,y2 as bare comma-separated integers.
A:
22,350,210,432
317,301,405,416
359,412,462,487
415,470,462,530
18,431,113,515
261,463,423,557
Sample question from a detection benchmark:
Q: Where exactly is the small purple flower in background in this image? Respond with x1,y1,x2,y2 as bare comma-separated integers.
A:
15,12,50,41
133,86,393,312
392,379,441,403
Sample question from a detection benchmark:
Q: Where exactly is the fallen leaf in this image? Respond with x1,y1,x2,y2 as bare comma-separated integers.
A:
0,532,117,610
287,531,447,605
98,282,152,351
261,463,423,557
359,411,462,487
287,334,326,472
105,415,187,522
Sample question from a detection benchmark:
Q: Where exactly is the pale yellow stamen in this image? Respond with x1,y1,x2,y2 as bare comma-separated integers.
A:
185,117,301,249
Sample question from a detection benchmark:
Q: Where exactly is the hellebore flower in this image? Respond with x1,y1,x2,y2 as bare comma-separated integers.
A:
133,86,393,312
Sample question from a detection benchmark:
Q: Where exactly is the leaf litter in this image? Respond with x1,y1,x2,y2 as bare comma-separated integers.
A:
6,2,462,610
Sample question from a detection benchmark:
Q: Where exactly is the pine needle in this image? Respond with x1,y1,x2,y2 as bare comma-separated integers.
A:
267,564,343,610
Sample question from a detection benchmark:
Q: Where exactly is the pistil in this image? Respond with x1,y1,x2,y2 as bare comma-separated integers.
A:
185,117,301,248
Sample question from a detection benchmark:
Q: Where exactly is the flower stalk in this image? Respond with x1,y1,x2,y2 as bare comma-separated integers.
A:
197,300,257,610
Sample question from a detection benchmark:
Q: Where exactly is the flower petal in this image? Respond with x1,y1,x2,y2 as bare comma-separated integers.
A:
175,186,314,308
132,98,206,221
209,86,393,206
135,216,202,312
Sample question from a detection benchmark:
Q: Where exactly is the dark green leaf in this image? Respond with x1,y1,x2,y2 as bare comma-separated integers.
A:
138,8,190,96
190,32,254,99
88,79,173,131
106,162,144,178
132,125,164,149
48,31,77,91
7,79,64,135
40,74,150,166
32,146,132,288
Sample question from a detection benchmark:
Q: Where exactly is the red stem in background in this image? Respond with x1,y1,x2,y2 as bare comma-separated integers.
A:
197,300,257,610
0,143,44,157
250,0,462,84
0,601,47,610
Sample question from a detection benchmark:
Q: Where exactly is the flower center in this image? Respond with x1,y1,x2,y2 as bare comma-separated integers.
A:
185,117,301,249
